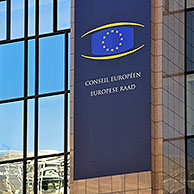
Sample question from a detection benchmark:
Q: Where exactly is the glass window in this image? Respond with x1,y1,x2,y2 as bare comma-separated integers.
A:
38,95,64,156
68,33,71,90
57,0,70,30
0,41,24,100
0,162,23,193
187,74,194,135
38,156,64,193
27,99,35,157
27,160,34,194
0,1,6,41
39,35,64,94
0,101,23,161
28,39,35,96
187,11,194,71
11,0,24,39
187,0,194,8
28,0,35,36
187,138,194,193
39,0,53,35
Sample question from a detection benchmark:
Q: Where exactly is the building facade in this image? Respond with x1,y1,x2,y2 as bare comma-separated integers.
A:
0,0,193,194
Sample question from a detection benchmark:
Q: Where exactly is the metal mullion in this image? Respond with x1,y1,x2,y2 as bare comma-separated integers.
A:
0,90,70,105
64,31,69,194
0,29,71,45
7,0,10,40
0,158,23,165
185,0,188,193
34,0,39,193
53,0,57,32
23,0,29,193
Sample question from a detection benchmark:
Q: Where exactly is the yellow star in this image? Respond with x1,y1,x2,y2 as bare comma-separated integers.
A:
106,48,109,51
102,41,104,44
116,47,118,50
111,30,114,33
103,36,106,39
120,38,123,40
107,32,110,35
103,45,106,48
119,43,122,46
119,33,122,36
111,49,114,52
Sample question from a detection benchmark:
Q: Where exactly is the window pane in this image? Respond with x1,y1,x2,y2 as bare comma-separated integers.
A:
39,35,64,94
0,162,23,193
187,11,194,71
11,0,24,39
27,99,34,157
0,1,6,41
0,101,23,161
28,0,35,36
57,0,70,30
187,138,194,193
187,0,194,8
187,74,194,135
38,95,64,156
39,0,53,35
68,33,71,90
38,156,64,193
0,41,24,100
27,160,34,194
28,39,35,96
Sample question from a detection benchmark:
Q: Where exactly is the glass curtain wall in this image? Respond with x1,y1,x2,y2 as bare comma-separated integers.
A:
0,0,70,193
187,0,194,193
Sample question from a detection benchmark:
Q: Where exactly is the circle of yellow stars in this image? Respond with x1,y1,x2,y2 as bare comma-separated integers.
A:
102,30,124,52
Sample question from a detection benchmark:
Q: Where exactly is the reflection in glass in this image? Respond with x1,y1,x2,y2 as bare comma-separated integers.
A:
11,0,24,39
0,162,23,193
187,11,194,71
38,156,65,194
0,1,6,41
68,33,71,90
187,75,194,135
28,0,35,36
57,0,70,30
0,101,23,161
28,39,35,96
187,138,194,193
39,35,64,94
38,95,64,156
0,41,24,100
27,99,35,157
39,0,53,35
27,160,34,194
187,0,194,8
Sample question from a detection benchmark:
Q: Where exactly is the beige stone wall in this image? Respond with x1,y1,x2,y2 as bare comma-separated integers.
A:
70,0,186,193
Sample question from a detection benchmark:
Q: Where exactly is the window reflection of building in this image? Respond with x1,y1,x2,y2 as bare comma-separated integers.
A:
0,0,70,193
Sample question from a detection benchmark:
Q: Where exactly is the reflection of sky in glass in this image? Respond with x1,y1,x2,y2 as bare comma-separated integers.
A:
39,34,64,94
39,0,53,34
11,0,24,39
0,41,24,100
68,33,71,90
58,0,71,30
0,1,6,41
28,39,35,96
38,95,64,154
0,101,23,153
28,0,35,36
27,99,34,156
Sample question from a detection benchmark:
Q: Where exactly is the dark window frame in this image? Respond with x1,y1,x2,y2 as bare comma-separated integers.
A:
0,0,71,194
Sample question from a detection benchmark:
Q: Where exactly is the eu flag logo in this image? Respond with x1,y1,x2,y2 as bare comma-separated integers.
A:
81,22,145,60
92,27,134,56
